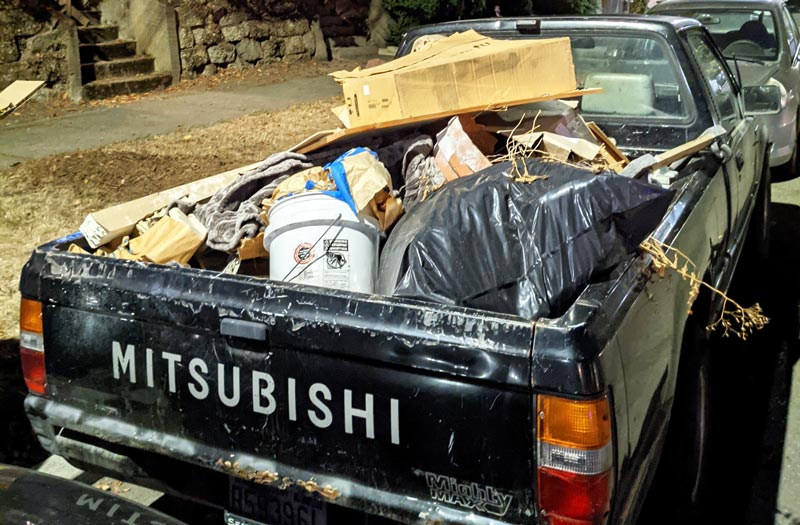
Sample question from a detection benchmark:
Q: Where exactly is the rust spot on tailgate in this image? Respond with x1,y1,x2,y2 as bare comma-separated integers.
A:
216,457,280,485
296,479,341,500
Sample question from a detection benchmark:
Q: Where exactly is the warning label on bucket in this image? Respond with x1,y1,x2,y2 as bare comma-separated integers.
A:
323,238,349,289
294,243,315,264
326,252,347,269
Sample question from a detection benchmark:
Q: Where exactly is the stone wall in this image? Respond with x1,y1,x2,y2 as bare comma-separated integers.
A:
175,2,318,78
0,3,76,93
0,0,382,91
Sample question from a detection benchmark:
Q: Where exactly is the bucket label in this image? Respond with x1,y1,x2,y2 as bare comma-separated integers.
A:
294,243,315,265
323,239,350,289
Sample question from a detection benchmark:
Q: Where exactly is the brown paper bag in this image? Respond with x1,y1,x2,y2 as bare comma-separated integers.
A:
116,216,204,265
340,151,393,216
263,166,328,212
237,231,268,260
369,189,404,231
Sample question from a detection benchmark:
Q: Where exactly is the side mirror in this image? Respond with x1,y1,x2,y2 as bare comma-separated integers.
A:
743,85,782,115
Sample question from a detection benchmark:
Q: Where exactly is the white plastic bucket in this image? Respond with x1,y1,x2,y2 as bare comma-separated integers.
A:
263,192,379,294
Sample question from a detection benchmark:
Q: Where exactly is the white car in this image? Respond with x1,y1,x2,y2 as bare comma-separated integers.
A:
652,0,800,178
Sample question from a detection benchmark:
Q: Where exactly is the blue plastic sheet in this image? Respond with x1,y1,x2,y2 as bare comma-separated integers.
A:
307,147,379,216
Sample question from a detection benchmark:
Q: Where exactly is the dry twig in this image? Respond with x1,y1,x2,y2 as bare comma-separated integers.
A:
640,236,768,340
490,111,546,181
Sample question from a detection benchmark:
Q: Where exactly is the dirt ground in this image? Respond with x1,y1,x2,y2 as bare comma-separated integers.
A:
0,94,341,339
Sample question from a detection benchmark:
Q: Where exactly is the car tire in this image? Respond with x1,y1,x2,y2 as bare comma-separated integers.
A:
638,315,713,525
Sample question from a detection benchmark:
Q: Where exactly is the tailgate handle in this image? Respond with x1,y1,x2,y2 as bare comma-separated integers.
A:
220,318,268,341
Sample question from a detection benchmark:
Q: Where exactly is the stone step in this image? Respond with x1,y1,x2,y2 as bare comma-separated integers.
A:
77,25,119,44
79,40,136,62
82,72,172,100
330,44,380,61
81,56,155,82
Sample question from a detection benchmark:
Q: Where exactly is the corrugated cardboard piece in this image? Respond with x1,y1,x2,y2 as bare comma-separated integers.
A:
331,30,577,128
80,161,262,248
434,116,492,180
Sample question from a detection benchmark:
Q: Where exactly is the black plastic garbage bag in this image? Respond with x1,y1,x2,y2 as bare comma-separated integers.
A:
378,159,674,320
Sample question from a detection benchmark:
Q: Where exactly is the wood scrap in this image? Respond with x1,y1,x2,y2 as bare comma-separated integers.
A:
586,121,630,174
0,81,45,119
298,88,603,155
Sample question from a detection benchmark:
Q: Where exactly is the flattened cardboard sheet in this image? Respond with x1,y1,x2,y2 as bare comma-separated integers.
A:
331,30,578,128
80,161,262,248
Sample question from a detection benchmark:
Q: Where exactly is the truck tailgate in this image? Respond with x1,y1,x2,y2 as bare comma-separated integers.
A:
24,247,536,524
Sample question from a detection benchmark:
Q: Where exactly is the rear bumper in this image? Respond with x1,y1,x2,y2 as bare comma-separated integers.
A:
25,395,518,525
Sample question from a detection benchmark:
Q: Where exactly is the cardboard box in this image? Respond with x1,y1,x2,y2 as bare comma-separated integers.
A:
331,30,577,128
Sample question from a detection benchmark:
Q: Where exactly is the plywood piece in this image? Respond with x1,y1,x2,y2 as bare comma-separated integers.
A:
299,87,603,154
289,130,338,153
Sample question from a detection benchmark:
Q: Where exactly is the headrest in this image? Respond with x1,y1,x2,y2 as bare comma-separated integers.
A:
582,73,655,116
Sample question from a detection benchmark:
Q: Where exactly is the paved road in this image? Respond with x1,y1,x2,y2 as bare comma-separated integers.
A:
0,75,340,169
773,176,800,525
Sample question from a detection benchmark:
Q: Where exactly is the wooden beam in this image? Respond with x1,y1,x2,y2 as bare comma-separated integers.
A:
652,132,721,170
57,0,97,26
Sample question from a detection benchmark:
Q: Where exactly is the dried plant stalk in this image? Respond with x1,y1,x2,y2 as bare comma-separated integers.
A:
491,110,596,179
491,111,541,180
515,174,548,184
640,236,768,340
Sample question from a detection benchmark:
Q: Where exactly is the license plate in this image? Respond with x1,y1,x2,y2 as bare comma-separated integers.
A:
227,477,327,525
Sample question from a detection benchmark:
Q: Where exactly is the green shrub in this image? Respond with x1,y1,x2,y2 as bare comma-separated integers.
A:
629,0,648,14
384,0,455,44
382,0,544,45
571,0,599,15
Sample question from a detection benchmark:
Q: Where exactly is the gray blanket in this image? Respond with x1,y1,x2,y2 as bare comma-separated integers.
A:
194,151,312,252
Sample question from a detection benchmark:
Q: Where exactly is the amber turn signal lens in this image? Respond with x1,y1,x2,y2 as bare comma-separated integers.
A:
20,298,43,334
537,395,611,450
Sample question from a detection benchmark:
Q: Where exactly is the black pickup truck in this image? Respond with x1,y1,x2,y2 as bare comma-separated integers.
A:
17,16,775,525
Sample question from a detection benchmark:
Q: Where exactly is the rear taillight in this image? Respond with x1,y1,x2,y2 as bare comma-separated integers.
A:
537,394,613,525
19,298,46,395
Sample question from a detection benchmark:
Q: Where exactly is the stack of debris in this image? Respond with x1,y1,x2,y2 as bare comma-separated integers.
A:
73,30,702,321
